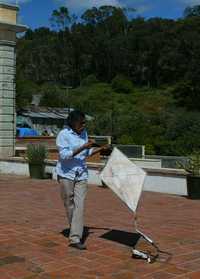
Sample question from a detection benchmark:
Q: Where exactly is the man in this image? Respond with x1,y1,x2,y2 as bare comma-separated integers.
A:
56,110,107,250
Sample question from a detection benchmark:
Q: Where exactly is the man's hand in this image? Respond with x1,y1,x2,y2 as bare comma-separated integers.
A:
84,139,95,149
88,144,112,157
100,144,110,151
72,140,95,157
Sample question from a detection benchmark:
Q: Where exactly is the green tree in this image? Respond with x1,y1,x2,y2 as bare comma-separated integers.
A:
184,5,200,18
39,84,68,107
111,75,133,93
16,80,40,108
50,7,71,30
172,81,200,111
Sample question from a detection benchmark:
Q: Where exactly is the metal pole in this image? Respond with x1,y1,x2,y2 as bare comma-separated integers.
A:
66,87,69,114
63,86,72,115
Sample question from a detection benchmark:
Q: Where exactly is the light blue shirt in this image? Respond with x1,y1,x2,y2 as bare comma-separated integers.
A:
56,126,92,181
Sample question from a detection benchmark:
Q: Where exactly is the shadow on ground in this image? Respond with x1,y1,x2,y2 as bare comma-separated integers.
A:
101,229,140,247
61,227,140,247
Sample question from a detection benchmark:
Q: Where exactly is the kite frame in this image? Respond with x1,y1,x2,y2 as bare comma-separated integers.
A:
100,148,171,263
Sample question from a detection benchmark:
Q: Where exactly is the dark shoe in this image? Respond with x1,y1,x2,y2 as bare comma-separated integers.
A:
61,228,70,238
69,242,87,250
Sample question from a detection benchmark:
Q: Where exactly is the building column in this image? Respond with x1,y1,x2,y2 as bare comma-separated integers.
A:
0,3,27,158
0,41,16,157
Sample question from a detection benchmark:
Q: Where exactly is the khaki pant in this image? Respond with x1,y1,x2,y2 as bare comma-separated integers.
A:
59,178,88,244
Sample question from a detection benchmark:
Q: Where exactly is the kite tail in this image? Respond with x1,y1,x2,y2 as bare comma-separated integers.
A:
132,214,172,263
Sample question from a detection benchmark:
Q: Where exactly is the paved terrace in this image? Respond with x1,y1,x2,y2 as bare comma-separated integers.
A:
0,175,200,279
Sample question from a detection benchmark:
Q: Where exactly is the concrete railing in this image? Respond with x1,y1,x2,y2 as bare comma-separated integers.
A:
0,157,188,196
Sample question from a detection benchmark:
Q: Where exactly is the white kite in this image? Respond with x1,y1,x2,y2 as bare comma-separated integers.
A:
100,147,167,263
100,147,146,212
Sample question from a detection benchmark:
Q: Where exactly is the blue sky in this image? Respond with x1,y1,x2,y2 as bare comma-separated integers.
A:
3,0,200,29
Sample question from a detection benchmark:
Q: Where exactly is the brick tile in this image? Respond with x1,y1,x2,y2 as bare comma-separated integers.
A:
188,271,200,279
164,266,188,276
1,175,200,279
142,271,176,279
0,273,13,279
178,259,200,272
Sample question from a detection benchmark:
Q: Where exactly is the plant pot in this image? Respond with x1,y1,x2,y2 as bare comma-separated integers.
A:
187,175,200,199
29,163,45,179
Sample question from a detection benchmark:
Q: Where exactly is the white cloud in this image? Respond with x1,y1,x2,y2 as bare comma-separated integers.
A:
135,4,152,14
17,0,31,3
56,0,200,17
65,0,121,11
55,0,123,12
179,0,200,5
55,0,153,15
0,0,31,4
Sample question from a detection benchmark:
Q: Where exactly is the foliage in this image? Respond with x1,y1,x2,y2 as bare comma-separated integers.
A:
16,79,40,108
16,5,200,88
15,4,200,156
68,82,200,156
118,135,135,145
50,7,71,30
184,5,200,18
179,151,200,176
111,75,133,94
145,144,156,155
39,84,68,107
26,144,48,164
172,81,200,111
80,74,98,86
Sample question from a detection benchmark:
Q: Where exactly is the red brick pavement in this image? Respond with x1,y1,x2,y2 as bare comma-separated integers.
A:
0,175,200,279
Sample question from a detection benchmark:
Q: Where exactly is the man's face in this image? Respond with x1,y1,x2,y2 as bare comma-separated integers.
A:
73,118,86,134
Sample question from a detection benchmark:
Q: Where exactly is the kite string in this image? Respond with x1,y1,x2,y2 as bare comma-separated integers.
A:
133,212,138,231
133,212,172,262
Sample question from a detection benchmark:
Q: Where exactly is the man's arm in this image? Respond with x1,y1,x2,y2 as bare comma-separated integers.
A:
88,144,110,157
56,131,94,160
73,140,95,157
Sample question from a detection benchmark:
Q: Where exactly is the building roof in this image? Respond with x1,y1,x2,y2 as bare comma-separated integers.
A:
18,107,93,121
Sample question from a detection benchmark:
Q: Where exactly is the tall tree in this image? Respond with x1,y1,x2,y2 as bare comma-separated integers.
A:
184,5,200,18
50,7,71,30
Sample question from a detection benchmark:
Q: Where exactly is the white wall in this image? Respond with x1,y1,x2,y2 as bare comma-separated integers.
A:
0,160,29,176
143,174,187,196
0,159,187,196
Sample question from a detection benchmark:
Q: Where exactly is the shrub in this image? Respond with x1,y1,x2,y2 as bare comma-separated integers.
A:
145,144,155,155
39,84,68,107
180,151,200,176
81,74,98,86
118,135,134,144
111,75,133,94
26,144,48,164
16,79,40,108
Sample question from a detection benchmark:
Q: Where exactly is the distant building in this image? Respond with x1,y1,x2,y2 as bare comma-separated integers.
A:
17,107,93,136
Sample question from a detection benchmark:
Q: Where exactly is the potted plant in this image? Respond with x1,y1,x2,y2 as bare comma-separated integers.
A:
26,143,48,179
180,151,200,199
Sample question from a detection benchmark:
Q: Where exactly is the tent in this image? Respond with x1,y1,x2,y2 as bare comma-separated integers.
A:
17,127,39,137
100,147,166,263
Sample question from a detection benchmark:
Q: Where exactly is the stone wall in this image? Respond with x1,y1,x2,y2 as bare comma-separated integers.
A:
0,42,16,157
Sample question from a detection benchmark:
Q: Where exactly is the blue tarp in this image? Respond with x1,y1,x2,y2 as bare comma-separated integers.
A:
17,128,39,137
